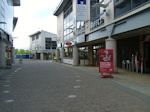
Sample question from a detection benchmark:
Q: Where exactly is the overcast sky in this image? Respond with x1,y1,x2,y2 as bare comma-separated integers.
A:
13,0,61,49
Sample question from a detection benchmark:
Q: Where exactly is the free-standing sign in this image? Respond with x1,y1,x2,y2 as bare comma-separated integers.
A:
98,49,114,74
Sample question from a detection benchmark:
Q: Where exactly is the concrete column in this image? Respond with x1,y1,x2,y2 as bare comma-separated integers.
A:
73,45,79,66
55,48,60,61
105,38,117,72
0,41,6,68
40,53,44,60
60,47,64,62
34,53,37,59
88,45,93,65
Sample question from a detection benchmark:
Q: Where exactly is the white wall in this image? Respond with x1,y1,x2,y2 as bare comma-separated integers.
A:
30,30,57,53
104,0,114,25
57,12,64,44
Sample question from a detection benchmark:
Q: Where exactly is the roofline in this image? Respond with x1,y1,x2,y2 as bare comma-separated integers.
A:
29,31,41,37
29,30,57,37
13,0,21,6
53,0,63,16
53,0,70,16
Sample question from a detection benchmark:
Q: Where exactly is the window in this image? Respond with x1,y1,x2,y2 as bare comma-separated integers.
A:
64,5,74,41
45,38,57,50
90,0,100,22
52,41,57,49
45,38,52,49
64,47,73,58
114,0,131,17
90,0,105,30
79,47,88,59
36,35,39,39
32,37,35,41
114,0,150,17
132,0,149,8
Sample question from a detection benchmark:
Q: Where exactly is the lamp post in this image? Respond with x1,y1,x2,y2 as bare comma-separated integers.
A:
35,47,37,59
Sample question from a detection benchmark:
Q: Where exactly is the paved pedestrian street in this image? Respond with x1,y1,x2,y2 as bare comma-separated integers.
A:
0,60,150,112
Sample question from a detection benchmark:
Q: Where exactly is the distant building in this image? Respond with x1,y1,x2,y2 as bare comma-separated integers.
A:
29,30,57,60
0,0,20,68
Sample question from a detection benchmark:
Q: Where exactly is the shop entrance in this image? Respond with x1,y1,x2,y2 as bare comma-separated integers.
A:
93,43,105,66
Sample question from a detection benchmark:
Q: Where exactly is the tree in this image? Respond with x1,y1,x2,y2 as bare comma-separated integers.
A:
19,49,26,54
15,49,31,55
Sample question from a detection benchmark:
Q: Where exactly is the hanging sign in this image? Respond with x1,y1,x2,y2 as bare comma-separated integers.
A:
65,41,72,46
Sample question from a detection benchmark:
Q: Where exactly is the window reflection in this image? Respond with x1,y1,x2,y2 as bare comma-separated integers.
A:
63,5,74,41
114,0,150,17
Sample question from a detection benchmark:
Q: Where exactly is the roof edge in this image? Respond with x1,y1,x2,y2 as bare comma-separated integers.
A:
13,0,21,6
53,0,64,16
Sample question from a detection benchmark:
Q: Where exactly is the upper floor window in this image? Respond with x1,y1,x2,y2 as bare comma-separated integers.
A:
132,0,149,8
63,5,74,41
90,0,105,30
90,0,100,22
36,35,39,39
32,37,35,41
45,38,57,49
114,0,150,17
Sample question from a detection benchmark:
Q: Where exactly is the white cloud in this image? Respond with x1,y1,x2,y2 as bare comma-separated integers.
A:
13,0,61,49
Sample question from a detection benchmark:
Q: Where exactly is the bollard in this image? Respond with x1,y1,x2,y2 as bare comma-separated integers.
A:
122,60,125,69
131,54,134,71
140,57,143,74
126,60,130,71
135,53,138,73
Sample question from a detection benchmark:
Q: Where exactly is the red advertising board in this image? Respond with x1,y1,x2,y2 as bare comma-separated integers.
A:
98,49,114,74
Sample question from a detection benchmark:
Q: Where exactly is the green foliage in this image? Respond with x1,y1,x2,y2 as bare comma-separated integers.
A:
15,49,31,55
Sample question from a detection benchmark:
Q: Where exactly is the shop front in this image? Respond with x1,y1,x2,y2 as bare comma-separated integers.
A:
116,32,150,74
63,41,74,65
143,35,150,73
77,39,105,66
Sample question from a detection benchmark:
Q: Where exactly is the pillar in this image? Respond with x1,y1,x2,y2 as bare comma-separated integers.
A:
105,38,117,72
60,47,64,62
0,41,6,68
40,53,44,60
34,53,37,59
88,45,93,66
73,45,79,66
55,48,60,61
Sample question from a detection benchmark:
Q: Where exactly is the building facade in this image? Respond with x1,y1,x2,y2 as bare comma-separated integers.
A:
29,30,57,60
0,0,20,68
54,0,150,73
